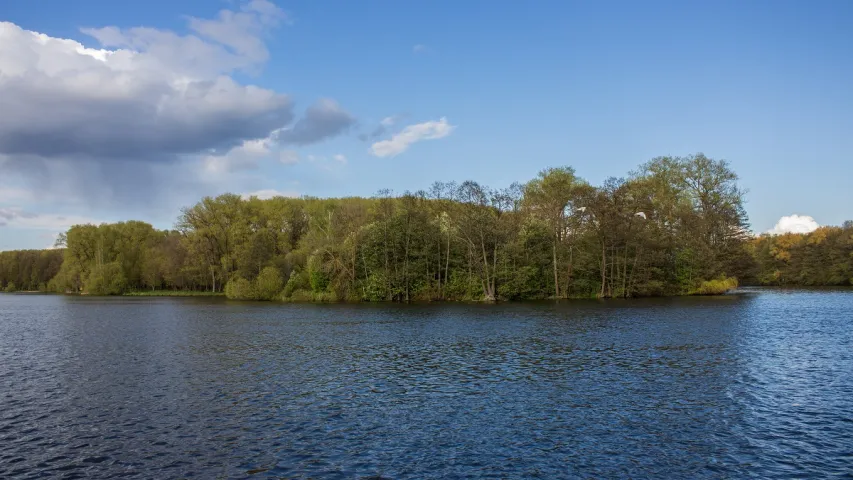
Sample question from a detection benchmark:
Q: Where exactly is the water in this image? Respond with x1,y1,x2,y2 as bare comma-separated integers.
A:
1,289,851,479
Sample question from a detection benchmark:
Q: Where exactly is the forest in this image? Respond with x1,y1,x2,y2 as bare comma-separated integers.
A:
2,154,849,300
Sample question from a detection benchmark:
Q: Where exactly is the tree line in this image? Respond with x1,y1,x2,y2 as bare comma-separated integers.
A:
751,223,853,286
4,153,823,300
0,249,64,292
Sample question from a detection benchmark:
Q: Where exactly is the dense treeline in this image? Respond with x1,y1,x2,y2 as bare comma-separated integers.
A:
0,249,64,292
2,154,760,299
752,223,853,286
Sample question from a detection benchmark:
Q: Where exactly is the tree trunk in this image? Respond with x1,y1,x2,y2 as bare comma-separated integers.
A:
552,239,560,298
480,235,494,301
600,242,606,298
436,235,442,299
565,246,574,299
444,229,451,299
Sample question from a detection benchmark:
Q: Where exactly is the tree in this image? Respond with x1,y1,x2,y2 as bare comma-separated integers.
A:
524,167,587,298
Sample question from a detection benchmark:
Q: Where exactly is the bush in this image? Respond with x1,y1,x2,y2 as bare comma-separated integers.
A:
85,262,127,295
225,277,256,300
4,282,16,293
282,268,309,299
690,277,738,295
255,267,283,301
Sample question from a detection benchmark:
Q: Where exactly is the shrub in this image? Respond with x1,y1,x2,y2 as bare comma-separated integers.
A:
255,266,284,301
225,277,256,300
288,289,314,302
4,282,16,293
690,277,738,295
282,268,309,299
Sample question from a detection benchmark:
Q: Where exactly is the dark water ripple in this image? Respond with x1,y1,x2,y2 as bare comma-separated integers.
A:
1,289,852,479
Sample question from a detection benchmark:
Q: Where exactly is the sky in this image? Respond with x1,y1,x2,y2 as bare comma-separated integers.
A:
1,0,852,250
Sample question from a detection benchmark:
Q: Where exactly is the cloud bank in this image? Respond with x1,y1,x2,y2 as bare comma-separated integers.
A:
0,0,353,205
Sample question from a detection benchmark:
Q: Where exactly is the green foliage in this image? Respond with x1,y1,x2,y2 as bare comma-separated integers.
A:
361,272,389,302
287,289,315,302
442,272,482,301
690,277,739,295
224,267,283,300
85,262,127,295
0,249,64,292
4,282,17,293
282,268,309,298
497,266,545,300
224,277,256,300
255,266,284,300
307,255,330,293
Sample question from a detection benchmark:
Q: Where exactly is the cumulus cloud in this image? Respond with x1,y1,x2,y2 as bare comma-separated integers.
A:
369,117,454,157
0,1,353,205
768,214,820,235
333,154,347,164
240,189,299,200
0,19,293,160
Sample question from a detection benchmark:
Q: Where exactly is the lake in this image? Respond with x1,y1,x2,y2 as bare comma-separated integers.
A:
1,289,851,478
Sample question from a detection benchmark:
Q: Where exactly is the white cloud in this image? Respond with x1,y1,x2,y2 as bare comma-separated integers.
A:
333,154,347,164
768,214,820,235
240,189,299,200
0,207,100,230
202,138,273,173
186,0,289,66
369,117,454,157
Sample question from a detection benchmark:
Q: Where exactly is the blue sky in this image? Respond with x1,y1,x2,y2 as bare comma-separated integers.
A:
1,0,852,250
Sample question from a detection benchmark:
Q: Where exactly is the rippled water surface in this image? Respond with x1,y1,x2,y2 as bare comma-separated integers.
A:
1,289,852,479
